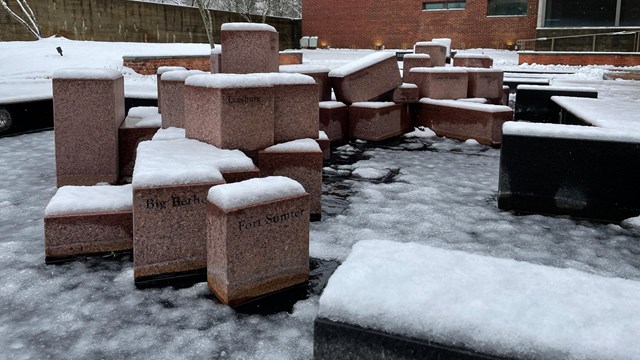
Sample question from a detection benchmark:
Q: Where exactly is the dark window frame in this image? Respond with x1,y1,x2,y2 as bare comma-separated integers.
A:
487,0,529,17
422,0,467,11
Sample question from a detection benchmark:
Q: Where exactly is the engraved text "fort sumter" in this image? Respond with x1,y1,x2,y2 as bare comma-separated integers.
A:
238,209,305,231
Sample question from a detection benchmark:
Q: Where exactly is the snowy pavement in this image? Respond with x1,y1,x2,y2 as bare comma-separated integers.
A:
1,38,640,359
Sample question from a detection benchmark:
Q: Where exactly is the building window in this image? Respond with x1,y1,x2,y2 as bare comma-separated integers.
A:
487,0,528,16
423,1,466,11
543,0,639,27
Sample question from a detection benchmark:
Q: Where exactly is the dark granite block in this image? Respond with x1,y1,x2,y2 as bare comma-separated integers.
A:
314,318,509,360
498,132,640,222
514,87,597,123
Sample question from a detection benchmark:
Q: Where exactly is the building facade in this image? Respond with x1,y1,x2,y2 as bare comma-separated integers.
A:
302,0,640,50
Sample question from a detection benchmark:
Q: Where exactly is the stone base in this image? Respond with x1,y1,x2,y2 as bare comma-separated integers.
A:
498,130,640,222
319,102,349,142
44,211,132,259
134,268,207,289
349,103,403,141
314,318,506,360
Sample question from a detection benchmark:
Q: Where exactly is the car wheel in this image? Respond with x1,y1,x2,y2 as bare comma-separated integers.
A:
0,108,13,134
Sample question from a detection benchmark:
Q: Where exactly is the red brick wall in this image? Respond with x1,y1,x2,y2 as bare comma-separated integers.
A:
302,0,538,50
519,52,640,66
123,56,212,75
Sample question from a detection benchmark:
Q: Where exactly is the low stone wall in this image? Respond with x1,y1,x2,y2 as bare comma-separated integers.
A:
123,55,212,75
518,52,640,66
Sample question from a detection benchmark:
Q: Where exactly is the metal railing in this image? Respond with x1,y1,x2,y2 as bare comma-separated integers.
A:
516,30,640,52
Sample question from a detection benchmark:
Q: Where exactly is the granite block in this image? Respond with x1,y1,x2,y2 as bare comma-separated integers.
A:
515,86,598,123
413,42,447,66
156,66,185,114
319,101,349,142
268,76,319,143
392,83,420,103
160,70,205,129
454,54,493,68
349,102,403,141
416,99,513,146
280,64,332,101
258,140,323,219
221,23,279,74
206,178,310,306
402,54,432,82
467,69,504,99
52,69,125,187
407,67,468,100
329,53,402,104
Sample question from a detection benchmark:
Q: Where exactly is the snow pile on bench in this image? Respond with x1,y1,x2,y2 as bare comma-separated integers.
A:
319,239,640,360
45,184,132,216
208,176,305,211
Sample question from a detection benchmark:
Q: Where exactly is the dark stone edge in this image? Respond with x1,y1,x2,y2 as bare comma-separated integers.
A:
314,317,514,360
134,268,207,289
123,55,210,61
45,250,133,265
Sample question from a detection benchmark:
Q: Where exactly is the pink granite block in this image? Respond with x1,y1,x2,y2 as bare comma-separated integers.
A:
329,52,402,104
317,131,331,162
119,107,162,179
416,99,513,146
453,54,493,68
348,102,403,141
44,185,133,259
407,67,468,100
258,139,323,220
467,69,504,99
184,74,274,153
319,101,349,142
207,177,309,306
264,73,319,143
413,42,447,67
280,64,332,101
402,54,432,82
400,104,415,134
279,51,303,65
160,70,205,129
392,83,420,103
221,23,279,74
131,139,255,280
52,69,125,187
156,66,186,114
210,49,222,73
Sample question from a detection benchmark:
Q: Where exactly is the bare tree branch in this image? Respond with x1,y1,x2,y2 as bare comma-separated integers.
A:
1,0,41,39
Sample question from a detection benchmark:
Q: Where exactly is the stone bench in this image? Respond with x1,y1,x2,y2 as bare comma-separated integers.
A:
514,85,597,123
280,64,332,101
348,102,403,142
406,67,468,99
453,54,493,68
132,138,257,285
319,101,349,142
416,99,513,146
466,68,503,100
206,176,309,306
498,121,640,222
413,42,446,66
315,240,640,359
259,139,323,221
119,106,161,180
551,96,640,131
52,68,125,187
159,69,205,129
329,52,402,104
184,74,274,153
44,185,133,262
220,23,279,74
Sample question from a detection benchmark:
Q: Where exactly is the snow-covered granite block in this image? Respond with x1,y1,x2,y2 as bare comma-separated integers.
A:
514,85,597,123
348,102,403,141
315,240,640,360
316,131,330,162
319,101,349,142
119,106,161,179
206,176,309,306
131,139,256,282
221,22,279,74
280,64,332,101
258,139,323,220
453,54,493,68
156,66,185,114
184,74,274,153
159,69,205,129
329,52,402,104
413,42,447,66
210,47,221,74
263,73,319,144
401,54,432,82
416,99,512,146
392,83,420,103
44,185,133,261
498,121,640,222
466,68,503,99
407,67,468,100
52,68,125,187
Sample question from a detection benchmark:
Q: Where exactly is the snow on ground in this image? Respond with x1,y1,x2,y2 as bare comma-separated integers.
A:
1,38,640,359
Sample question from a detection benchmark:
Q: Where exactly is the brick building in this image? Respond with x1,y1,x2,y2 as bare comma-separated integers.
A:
302,0,640,50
